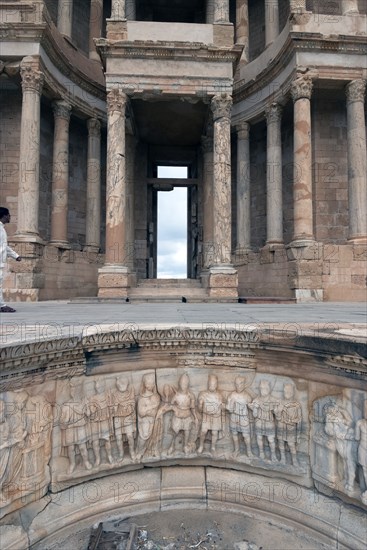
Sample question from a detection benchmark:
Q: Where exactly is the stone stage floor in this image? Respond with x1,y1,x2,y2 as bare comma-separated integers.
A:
0,301,366,346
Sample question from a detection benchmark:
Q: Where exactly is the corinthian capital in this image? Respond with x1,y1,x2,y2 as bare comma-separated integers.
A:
346,79,366,103
107,88,127,114
265,103,283,124
20,57,44,95
291,76,313,102
87,117,101,136
211,93,232,121
52,100,72,121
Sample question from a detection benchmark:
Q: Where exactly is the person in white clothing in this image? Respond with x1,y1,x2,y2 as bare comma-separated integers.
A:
0,207,21,313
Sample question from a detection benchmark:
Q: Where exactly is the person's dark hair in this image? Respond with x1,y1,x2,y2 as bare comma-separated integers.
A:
0,207,10,219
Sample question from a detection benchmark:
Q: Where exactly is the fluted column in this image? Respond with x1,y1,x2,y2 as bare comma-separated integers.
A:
57,0,73,38
16,57,44,241
346,80,367,243
111,0,125,20
201,128,214,268
214,0,229,23
265,0,279,47
291,76,314,243
89,0,103,60
265,103,283,244
50,100,72,247
236,0,249,64
236,121,251,251
85,118,101,252
342,0,359,14
211,93,232,266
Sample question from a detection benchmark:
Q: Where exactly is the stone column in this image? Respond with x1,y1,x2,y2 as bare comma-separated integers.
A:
291,76,314,243
265,103,283,244
236,0,249,64
236,121,251,252
85,118,101,252
346,80,367,243
57,0,73,38
214,0,230,23
342,0,359,14
50,100,72,248
126,0,136,20
265,0,279,48
98,89,130,297
111,0,125,20
89,0,103,60
208,93,238,298
206,0,214,23
201,128,214,268
16,57,44,242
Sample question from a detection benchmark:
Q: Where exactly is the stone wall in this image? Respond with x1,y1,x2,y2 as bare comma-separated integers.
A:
39,102,54,242
44,0,58,24
0,88,21,233
72,0,91,54
68,117,88,248
249,0,265,61
249,120,266,248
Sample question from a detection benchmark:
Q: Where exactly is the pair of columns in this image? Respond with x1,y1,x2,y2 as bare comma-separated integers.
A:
57,0,104,60
16,57,101,251
235,76,367,249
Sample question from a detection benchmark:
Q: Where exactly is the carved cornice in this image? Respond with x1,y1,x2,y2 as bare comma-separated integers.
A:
265,103,283,124
20,57,44,94
346,79,366,103
52,99,72,120
107,88,127,114
211,93,232,121
87,117,101,136
291,76,313,101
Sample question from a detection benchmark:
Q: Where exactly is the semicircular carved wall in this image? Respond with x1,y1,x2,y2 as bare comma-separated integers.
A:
0,327,366,548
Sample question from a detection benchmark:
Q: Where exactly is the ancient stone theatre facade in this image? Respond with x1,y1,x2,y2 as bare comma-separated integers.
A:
0,0,366,301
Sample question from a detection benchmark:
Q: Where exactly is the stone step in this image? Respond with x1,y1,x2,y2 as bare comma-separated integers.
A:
136,278,202,288
238,296,296,304
129,287,208,298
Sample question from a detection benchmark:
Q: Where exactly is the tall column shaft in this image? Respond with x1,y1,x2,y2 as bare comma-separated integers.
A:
265,103,283,244
16,57,44,241
206,0,214,23
346,80,367,242
211,94,232,265
57,0,73,38
126,0,136,20
105,89,127,265
265,0,279,47
236,0,249,64
50,100,72,247
111,0,125,20
291,76,314,242
89,0,103,60
236,121,251,250
201,129,214,267
214,0,229,23
85,118,101,251
342,0,359,14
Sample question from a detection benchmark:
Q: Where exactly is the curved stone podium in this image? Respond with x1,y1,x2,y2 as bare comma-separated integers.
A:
0,326,366,548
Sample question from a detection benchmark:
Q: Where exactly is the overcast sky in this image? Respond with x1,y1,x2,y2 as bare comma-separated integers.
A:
157,167,187,278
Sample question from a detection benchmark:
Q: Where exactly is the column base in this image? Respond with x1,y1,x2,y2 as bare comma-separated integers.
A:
98,265,131,298
295,289,323,303
264,241,284,250
348,236,367,245
49,240,71,249
207,265,238,299
13,233,46,245
84,244,100,253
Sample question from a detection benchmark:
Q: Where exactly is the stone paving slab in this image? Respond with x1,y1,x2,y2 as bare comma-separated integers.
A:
0,301,365,346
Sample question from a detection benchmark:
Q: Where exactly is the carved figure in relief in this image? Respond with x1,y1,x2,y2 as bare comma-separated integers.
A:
24,395,53,478
159,374,198,456
136,373,160,460
249,380,277,461
88,377,114,467
0,391,28,498
324,402,355,492
60,379,92,474
111,377,136,461
226,376,254,458
355,400,367,503
275,383,302,466
197,374,224,454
